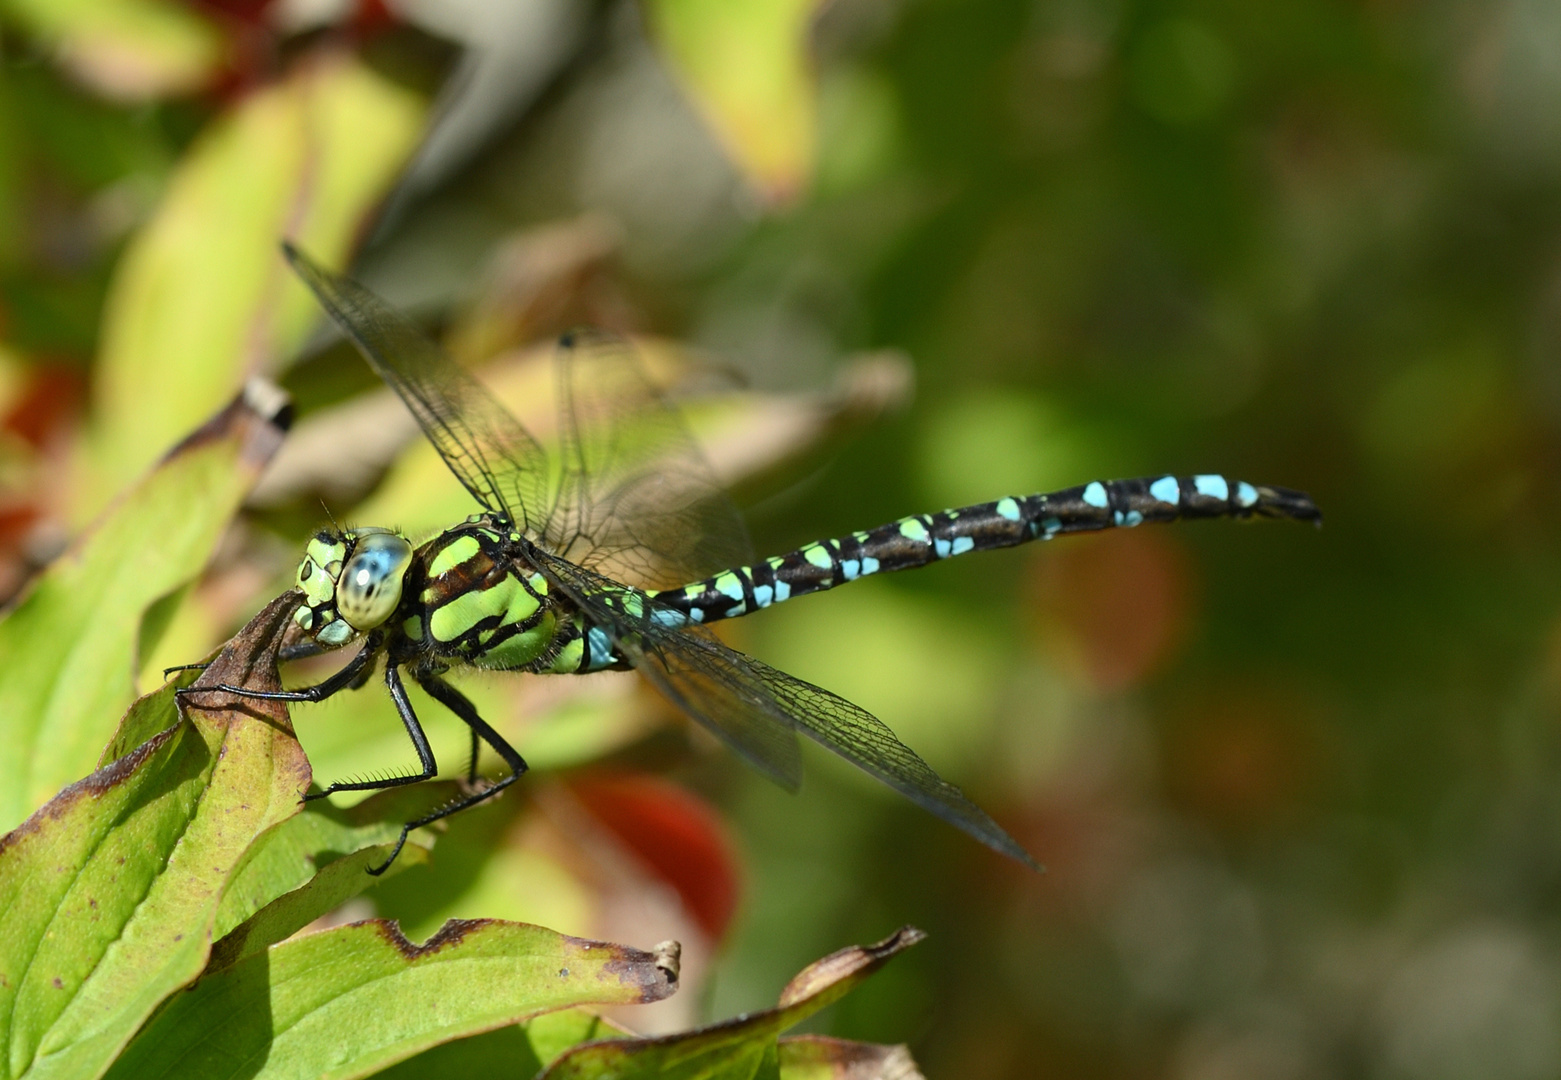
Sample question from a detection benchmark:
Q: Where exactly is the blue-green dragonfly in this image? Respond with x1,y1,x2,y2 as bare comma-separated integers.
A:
188,244,1319,873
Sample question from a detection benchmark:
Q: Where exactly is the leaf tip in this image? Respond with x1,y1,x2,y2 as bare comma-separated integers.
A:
579,935,682,1003
653,938,681,984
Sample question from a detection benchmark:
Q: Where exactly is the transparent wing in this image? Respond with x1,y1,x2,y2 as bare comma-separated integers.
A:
284,243,553,532
536,552,1036,866
540,330,753,591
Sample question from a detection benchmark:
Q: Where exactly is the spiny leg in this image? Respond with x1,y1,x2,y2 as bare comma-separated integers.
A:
466,727,481,784
369,673,530,876
307,662,438,801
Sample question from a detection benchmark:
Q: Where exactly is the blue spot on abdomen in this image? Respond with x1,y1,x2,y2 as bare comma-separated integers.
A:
1194,474,1229,501
1149,475,1180,504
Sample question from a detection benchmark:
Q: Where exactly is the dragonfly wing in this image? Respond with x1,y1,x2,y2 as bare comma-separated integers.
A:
537,553,1034,866
541,331,753,590
624,628,805,791
284,243,553,532
728,650,1037,868
536,552,801,787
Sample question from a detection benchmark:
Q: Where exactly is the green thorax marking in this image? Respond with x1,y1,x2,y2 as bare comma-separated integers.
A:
409,523,561,670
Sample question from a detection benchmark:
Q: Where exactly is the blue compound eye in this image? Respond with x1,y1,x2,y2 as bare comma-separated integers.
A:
336,531,414,631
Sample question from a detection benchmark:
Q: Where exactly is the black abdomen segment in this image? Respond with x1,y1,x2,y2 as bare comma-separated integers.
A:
654,475,1319,625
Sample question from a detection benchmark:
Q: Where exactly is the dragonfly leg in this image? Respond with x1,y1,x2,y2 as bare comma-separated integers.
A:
347,657,377,691
177,639,379,705
280,641,326,663
367,673,530,876
303,662,440,806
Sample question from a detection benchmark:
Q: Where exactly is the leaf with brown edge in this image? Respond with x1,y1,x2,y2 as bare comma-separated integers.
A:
0,592,310,1080
210,842,430,974
96,675,188,771
539,927,927,1080
0,384,290,834
777,1035,925,1080
105,919,681,1080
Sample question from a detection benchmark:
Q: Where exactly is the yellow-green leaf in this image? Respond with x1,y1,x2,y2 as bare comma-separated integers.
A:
106,920,679,1080
88,51,427,509
0,387,288,833
0,0,223,100
208,785,452,967
644,0,820,203
0,594,310,1080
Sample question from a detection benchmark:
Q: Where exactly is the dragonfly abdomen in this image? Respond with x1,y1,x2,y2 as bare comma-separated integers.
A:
655,475,1319,625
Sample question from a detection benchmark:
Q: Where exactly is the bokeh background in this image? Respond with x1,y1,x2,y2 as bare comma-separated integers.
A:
4,0,1561,1077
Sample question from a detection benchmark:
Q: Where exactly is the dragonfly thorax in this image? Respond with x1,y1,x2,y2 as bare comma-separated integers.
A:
293,527,414,647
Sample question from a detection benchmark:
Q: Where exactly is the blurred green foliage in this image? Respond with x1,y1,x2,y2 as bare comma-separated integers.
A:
3,0,1561,1076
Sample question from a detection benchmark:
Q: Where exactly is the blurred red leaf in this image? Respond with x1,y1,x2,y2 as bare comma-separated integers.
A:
4,365,84,448
568,772,741,941
188,0,274,23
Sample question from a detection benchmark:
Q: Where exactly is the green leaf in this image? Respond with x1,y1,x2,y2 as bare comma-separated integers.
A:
0,0,223,100
208,785,457,967
643,0,821,202
97,656,212,770
0,593,311,1080
96,680,180,769
0,389,289,834
540,927,926,1080
88,51,428,508
106,920,680,1080
372,1008,635,1079
209,842,430,972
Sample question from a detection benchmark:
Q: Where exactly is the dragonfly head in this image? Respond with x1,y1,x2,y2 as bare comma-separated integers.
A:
292,527,414,647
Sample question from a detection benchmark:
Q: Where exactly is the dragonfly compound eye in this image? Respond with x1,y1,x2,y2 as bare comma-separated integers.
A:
337,530,414,631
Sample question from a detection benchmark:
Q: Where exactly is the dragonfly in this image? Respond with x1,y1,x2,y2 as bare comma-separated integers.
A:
186,243,1320,875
